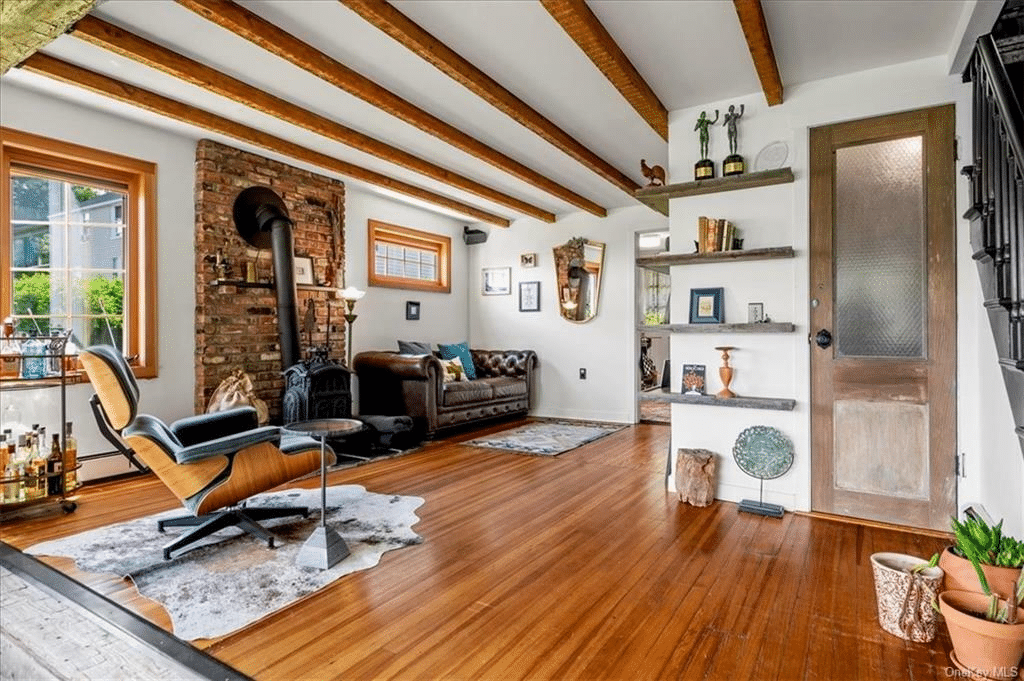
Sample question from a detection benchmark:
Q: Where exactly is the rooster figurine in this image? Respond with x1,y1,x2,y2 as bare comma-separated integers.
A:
641,159,666,187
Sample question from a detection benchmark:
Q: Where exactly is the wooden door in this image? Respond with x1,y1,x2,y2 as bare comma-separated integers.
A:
809,105,956,531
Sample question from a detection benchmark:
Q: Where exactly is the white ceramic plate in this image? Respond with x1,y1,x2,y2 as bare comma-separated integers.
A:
755,141,788,171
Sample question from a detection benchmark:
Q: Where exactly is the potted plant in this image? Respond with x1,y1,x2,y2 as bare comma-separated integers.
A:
870,552,943,642
938,567,1024,678
939,515,1024,600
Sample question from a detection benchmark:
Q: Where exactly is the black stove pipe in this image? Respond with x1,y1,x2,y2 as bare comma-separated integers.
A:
232,187,301,369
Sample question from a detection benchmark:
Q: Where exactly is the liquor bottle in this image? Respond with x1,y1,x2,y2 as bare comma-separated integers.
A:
12,434,28,502
0,434,8,473
0,317,21,380
30,438,47,499
2,461,17,504
64,422,78,492
47,433,63,496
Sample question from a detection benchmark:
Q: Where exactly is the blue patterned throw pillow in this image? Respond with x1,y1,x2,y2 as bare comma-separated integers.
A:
437,342,476,380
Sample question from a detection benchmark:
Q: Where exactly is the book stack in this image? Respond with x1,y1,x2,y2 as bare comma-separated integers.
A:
697,216,740,253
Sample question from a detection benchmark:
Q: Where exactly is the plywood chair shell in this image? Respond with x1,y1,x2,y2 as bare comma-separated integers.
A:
79,350,135,430
124,434,229,502
192,441,327,516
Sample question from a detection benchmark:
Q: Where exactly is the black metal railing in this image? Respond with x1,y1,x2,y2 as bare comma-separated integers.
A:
963,33,1024,366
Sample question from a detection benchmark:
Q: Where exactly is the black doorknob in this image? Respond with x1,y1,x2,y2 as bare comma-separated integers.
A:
815,329,833,349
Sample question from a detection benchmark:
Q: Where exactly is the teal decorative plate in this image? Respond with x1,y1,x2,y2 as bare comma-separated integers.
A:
733,426,793,480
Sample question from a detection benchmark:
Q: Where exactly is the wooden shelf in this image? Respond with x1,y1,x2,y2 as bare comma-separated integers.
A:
639,322,796,334
210,279,337,293
638,388,796,412
634,167,794,216
636,246,794,268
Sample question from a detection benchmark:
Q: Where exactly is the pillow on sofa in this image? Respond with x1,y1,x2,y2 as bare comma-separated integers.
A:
440,356,467,383
438,342,477,380
397,340,432,355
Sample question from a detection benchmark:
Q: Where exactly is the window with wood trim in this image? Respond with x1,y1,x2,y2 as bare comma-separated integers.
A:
1,127,158,378
368,220,451,293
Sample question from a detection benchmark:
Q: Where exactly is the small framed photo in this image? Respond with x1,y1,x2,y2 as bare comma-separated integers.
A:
406,301,421,320
519,281,540,312
520,252,537,268
689,287,724,324
293,256,315,285
748,302,764,324
681,364,706,395
482,267,511,295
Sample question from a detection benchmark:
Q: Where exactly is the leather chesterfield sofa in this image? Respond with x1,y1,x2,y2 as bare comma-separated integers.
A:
352,349,538,438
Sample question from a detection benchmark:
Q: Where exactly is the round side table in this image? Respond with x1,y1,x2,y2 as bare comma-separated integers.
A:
284,418,364,569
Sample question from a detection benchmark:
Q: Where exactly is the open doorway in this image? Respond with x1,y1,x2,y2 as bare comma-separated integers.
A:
636,230,670,424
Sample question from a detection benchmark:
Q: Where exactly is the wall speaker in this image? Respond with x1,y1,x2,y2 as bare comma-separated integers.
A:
463,226,487,245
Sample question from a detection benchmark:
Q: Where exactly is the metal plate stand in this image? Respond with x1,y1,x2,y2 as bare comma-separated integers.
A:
295,435,349,569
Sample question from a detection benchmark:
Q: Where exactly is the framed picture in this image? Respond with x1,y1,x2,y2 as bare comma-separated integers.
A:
406,301,421,320
519,281,540,312
681,364,706,395
520,252,537,268
748,302,764,324
293,256,315,285
689,287,724,324
482,267,511,295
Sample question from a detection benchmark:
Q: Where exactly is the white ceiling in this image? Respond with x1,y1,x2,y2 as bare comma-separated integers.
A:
1,0,974,225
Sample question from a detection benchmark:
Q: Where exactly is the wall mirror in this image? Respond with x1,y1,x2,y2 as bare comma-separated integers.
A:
553,237,605,323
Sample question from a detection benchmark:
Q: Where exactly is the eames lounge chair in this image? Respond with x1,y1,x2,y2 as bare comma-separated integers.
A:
80,345,334,559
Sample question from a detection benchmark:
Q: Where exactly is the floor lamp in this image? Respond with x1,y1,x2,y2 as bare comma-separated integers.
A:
339,286,365,367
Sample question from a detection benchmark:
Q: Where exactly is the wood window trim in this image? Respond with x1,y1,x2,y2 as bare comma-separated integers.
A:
367,219,451,294
0,127,158,378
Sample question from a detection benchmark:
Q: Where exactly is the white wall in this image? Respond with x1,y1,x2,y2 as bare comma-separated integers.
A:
342,187,470,357
1,82,197,481
658,55,1022,535
468,206,667,423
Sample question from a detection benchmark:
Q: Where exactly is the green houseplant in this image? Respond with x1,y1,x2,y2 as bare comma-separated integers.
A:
939,516,1024,600
938,563,1024,678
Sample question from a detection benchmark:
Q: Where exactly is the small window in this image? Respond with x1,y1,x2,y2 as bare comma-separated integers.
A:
367,220,450,293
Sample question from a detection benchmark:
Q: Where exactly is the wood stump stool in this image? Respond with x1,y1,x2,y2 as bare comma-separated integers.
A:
676,449,717,507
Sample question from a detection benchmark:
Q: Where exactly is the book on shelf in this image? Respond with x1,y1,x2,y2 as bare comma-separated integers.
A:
696,216,740,253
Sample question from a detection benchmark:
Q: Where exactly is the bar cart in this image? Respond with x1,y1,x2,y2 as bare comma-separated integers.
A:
0,328,81,515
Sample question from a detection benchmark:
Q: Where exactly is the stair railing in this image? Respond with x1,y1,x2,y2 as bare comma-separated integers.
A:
963,33,1024,367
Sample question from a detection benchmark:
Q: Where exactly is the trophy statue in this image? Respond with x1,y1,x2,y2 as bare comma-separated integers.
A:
693,109,719,180
722,104,745,176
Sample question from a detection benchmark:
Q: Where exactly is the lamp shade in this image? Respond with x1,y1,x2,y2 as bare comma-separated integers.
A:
339,286,366,301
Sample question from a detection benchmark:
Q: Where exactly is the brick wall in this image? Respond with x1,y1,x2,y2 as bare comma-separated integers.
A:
194,140,346,420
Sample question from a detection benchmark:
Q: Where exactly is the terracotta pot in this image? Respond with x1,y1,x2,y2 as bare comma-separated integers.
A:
940,546,1023,601
938,590,1024,680
870,552,944,642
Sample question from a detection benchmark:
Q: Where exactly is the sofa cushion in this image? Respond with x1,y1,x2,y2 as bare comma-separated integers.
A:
438,342,477,380
397,340,432,355
442,380,493,406
440,356,467,383
484,376,528,399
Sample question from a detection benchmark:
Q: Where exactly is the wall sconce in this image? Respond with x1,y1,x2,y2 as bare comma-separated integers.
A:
339,286,366,367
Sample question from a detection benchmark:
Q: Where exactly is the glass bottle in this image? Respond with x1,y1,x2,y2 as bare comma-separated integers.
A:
64,422,78,492
29,435,46,499
0,434,8,475
47,433,63,496
20,333,47,380
0,317,21,380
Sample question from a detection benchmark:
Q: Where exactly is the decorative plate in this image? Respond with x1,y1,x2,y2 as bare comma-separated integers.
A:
754,141,788,171
732,425,794,480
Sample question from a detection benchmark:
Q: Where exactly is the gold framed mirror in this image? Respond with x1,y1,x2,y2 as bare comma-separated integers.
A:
553,237,605,323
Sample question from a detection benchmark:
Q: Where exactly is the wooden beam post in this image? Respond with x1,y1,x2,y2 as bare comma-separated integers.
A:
18,53,511,227
732,0,783,106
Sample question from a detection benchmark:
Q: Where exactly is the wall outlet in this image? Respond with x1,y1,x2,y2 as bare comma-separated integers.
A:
579,368,587,379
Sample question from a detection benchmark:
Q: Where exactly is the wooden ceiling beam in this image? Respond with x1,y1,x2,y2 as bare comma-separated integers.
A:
539,0,667,141
0,0,95,74
340,0,641,197
18,53,511,227
71,15,547,222
175,0,603,218
732,0,783,106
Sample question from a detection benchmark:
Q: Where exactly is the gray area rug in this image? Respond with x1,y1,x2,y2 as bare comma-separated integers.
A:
464,420,626,456
26,485,423,641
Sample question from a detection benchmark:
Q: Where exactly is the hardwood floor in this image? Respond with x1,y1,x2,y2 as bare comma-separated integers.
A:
1,420,955,680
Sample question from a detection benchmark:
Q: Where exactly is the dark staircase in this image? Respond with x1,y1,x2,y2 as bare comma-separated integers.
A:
961,2,1024,457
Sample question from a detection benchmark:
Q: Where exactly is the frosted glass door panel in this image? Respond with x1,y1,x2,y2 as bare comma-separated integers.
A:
834,137,926,358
